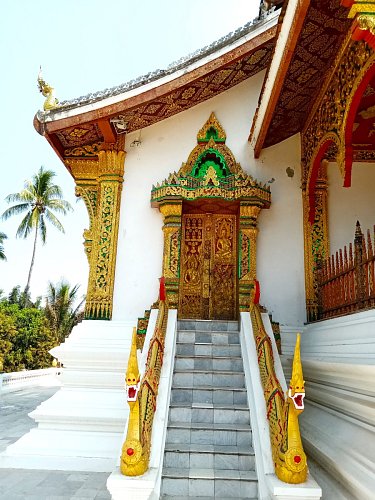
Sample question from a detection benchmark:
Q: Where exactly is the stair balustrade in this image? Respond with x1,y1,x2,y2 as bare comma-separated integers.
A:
120,278,169,476
250,287,308,484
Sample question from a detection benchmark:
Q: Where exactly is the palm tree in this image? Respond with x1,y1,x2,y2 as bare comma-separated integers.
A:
45,280,85,343
2,167,72,293
0,231,7,260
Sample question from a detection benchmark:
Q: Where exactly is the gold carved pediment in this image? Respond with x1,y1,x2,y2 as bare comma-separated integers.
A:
151,114,271,209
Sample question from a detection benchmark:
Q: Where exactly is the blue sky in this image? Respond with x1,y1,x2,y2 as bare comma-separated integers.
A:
0,0,259,301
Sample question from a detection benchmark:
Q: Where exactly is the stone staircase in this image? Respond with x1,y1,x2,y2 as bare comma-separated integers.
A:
160,319,257,499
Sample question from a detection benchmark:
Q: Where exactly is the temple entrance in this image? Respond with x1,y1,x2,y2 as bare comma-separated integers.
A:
151,113,271,315
179,210,238,320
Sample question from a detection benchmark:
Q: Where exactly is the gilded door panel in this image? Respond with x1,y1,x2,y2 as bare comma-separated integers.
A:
179,213,237,320
211,216,237,320
179,215,204,319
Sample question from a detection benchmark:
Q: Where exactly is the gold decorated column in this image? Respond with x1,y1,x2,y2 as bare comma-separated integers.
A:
239,203,261,312
302,160,329,322
159,201,182,308
83,149,125,319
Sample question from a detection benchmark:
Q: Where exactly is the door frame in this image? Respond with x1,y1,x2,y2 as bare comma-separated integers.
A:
150,113,271,314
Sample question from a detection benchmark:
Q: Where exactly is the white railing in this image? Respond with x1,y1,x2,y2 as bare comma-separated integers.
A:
0,368,61,393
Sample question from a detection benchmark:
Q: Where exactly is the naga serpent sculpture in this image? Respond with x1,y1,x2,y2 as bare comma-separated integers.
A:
121,280,168,476
250,282,307,483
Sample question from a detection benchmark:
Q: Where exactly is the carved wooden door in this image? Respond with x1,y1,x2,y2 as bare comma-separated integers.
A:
179,213,237,320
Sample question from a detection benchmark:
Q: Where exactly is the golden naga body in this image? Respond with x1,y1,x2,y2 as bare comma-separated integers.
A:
120,327,147,476
121,280,168,476
250,284,307,484
37,68,59,111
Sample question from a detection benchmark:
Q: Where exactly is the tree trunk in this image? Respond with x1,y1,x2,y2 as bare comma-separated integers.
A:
25,222,38,295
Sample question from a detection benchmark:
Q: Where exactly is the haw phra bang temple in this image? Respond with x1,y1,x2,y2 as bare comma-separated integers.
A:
3,1,375,498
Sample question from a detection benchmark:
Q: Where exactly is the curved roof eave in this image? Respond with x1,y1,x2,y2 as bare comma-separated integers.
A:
35,12,279,136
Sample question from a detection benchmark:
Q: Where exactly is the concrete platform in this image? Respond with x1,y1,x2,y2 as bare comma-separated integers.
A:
0,385,110,499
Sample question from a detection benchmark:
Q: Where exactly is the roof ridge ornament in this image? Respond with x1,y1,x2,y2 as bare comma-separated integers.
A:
37,67,59,111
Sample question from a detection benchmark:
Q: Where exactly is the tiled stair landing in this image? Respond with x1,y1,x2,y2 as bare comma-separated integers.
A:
161,320,257,499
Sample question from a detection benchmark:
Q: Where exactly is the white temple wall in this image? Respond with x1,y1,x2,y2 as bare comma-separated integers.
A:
253,134,305,326
328,161,375,254
112,72,305,326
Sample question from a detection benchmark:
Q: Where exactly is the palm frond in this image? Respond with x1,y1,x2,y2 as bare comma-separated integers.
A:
2,203,30,220
45,185,64,199
0,231,7,260
15,212,33,239
47,198,73,213
39,215,47,244
44,209,65,233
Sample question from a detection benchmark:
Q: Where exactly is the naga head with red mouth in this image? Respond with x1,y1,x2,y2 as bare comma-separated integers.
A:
126,375,140,402
288,386,305,412
288,333,305,414
126,328,141,403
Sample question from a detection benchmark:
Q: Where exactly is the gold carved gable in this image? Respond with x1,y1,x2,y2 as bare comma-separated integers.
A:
151,114,271,208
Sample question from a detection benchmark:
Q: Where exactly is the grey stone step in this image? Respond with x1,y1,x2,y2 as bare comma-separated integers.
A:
164,319,256,499
176,343,242,357
162,496,256,500
166,421,252,447
169,403,250,424
164,442,255,471
175,355,243,372
178,320,239,332
171,386,248,405
161,467,257,498
178,331,240,345
173,371,245,389
162,497,256,500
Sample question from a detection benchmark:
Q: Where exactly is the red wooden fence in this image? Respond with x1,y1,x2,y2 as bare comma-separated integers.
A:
317,222,375,320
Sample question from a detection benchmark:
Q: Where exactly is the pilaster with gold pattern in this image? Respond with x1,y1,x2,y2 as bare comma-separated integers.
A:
67,150,125,320
302,161,329,322
66,158,101,264
239,204,261,312
159,201,182,308
85,150,125,319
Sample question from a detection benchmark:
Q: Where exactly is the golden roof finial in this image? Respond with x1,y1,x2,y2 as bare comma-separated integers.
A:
37,66,59,111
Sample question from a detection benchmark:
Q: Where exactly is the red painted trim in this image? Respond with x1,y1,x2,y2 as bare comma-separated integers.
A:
344,62,375,187
254,279,260,305
159,277,166,302
340,0,354,8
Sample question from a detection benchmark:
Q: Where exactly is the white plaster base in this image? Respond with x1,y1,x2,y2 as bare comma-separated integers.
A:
0,320,135,472
286,310,375,499
280,325,305,356
107,310,178,500
267,474,323,500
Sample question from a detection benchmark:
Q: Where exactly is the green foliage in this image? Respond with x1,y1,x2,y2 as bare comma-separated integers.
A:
45,280,85,344
0,280,84,372
0,301,55,372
